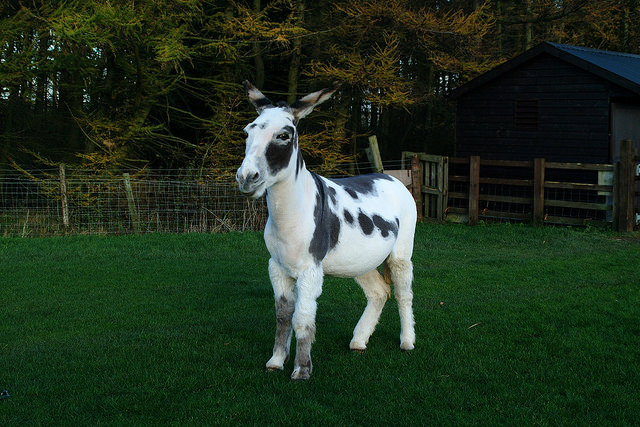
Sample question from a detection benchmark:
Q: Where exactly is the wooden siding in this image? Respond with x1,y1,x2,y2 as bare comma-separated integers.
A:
455,53,635,163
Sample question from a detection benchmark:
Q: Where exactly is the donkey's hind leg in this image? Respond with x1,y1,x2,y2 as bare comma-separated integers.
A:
266,258,296,371
387,256,415,351
350,269,391,351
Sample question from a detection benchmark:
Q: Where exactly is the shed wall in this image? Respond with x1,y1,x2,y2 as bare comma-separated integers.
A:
455,53,632,163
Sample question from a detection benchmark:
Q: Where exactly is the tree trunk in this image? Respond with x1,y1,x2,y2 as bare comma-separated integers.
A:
350,88,361,175
253,0,265,88
496,1,503,53
621,6,630,50
424,61,434,132
35,33,49,114
58,41,84,154
525,0,534,50
287,1,305,104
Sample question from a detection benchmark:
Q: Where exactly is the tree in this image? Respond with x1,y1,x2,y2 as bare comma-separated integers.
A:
305,0,495,160
3,0,635,176
1,0,215,170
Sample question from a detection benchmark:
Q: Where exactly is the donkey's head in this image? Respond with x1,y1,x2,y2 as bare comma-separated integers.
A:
236,81,340,198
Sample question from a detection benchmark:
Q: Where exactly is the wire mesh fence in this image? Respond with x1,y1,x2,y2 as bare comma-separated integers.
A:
0,168,267,237
0,160,406,237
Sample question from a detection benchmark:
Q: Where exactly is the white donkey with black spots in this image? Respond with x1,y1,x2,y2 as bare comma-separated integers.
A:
236,81,417,380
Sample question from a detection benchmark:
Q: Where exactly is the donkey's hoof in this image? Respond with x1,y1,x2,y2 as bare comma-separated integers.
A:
291,367,311,381
266,360,285,371
400,342,415,351
349,340,367,352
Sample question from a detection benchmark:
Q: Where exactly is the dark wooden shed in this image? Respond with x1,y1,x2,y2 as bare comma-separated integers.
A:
451,42,640,164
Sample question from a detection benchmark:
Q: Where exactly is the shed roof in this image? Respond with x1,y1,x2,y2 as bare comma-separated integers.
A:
450,42,640,98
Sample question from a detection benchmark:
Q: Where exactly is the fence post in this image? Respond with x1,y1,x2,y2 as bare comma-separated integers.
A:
533,158,545,226
411,154,423,221
437,156,449,222
616,139,635,232
123,173,141,232
59,163,70,233
368,136,384,173
468,156,480,226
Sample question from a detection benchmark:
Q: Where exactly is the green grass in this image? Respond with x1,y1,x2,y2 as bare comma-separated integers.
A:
1,224,639,425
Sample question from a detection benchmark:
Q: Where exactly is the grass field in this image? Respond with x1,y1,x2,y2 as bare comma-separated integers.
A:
1,223,639,425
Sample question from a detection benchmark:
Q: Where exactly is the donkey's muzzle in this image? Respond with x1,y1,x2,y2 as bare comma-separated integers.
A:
236,168,264,197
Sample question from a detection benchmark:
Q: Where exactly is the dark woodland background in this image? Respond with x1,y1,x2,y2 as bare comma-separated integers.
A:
2,0,639,175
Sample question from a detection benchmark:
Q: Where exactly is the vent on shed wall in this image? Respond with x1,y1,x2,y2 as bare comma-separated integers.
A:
514,99,539,130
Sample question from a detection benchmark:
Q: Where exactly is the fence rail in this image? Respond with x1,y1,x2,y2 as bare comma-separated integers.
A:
2,145,637,237
447,156,617,227
406,139,639,231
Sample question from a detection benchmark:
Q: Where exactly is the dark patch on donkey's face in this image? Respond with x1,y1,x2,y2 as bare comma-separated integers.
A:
265,125,297,175
308,173,341,263
265,141,293,175
329,173,394,199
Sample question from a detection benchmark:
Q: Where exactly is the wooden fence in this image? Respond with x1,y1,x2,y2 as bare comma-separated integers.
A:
2,143,637,236
404,139,639,231
398,153,448,222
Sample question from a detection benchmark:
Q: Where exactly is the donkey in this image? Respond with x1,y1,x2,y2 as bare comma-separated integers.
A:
236,81,417,380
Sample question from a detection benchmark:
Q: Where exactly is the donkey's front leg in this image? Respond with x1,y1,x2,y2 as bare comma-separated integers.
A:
266,258,296,371
291,266,323,381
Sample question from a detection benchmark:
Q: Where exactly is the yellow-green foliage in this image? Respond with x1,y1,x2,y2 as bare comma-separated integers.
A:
1,0,638,173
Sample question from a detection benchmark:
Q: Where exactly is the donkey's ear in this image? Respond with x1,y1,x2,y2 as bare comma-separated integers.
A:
291,82,341,120
243,80,273,114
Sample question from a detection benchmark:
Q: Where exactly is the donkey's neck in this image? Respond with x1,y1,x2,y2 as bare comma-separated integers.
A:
265,166,316,229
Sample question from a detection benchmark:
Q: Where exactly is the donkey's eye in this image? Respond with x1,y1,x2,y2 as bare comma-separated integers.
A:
276,132,290,142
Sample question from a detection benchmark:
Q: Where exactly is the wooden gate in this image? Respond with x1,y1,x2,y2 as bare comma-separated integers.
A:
402,152,448,222
399,144,637,230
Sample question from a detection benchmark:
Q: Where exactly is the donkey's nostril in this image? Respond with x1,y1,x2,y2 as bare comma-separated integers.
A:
251,172,260,182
